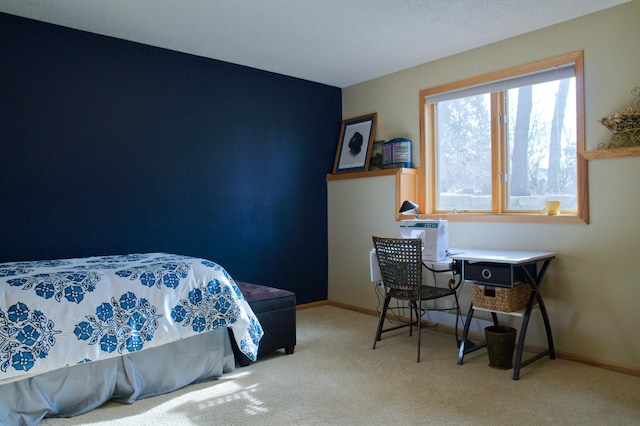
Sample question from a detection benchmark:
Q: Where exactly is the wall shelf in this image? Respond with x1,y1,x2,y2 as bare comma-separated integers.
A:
581,145,640,160
326,167,417,181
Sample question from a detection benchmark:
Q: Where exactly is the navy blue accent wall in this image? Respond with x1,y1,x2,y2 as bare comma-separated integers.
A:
0,13,341,304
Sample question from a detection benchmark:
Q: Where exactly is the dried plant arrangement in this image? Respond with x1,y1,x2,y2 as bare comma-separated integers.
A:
597,87,640,149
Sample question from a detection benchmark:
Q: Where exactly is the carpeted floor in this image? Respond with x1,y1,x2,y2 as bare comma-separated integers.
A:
42,305,640,425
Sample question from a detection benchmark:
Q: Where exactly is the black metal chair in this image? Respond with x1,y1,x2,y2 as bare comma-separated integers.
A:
372,236,461,362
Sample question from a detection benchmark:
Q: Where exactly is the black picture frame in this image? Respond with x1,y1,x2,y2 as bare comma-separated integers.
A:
332,113,377,173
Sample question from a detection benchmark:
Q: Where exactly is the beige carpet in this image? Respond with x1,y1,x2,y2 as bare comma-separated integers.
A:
42,305,640,425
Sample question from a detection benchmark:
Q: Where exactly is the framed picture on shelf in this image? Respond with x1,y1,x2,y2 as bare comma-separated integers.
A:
369,140,384,170
332,113,377,173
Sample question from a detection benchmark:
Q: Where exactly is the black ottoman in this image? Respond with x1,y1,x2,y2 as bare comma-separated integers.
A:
232,281,296,366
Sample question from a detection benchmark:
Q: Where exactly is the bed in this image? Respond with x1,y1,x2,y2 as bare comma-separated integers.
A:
0,252,263,425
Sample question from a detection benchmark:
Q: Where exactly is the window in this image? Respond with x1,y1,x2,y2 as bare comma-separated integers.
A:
419,52,587,223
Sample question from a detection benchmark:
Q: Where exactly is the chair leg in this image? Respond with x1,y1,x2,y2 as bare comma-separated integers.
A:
415,300,422,363
409,302,414,336
373,295,392,349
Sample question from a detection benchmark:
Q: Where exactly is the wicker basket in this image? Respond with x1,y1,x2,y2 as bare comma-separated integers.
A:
472,283,531,312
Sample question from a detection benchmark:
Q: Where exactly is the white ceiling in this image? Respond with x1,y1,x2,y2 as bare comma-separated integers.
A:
0,0,631,88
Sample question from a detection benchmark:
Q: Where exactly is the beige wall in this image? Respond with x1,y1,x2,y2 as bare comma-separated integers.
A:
328,1,640,370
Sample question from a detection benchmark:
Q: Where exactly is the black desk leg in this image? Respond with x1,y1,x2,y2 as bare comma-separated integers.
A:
457,304,474,365
512,260,556,380
457,303,493,365
531,259,556,359
536,290,556,358
512,291,536,380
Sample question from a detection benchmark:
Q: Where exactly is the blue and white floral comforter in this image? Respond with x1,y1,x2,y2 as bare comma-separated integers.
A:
0,253,263,384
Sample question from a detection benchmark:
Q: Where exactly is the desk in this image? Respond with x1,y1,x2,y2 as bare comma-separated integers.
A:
450,249,556,380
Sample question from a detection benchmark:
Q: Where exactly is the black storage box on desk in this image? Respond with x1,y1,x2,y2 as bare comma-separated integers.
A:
463,261,535,312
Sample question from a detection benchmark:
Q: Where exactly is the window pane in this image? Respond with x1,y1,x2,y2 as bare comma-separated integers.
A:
435,94,492,211
505,77,577,212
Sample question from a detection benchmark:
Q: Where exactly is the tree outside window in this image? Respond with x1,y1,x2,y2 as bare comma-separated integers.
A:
420,52,586,223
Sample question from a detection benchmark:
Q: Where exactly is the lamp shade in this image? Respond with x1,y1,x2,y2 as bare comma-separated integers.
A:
399,200,419,214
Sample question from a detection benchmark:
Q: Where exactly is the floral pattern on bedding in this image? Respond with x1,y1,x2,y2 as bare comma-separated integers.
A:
0,253,263,384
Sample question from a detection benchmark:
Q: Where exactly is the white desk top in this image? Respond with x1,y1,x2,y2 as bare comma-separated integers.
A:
448,248,556,264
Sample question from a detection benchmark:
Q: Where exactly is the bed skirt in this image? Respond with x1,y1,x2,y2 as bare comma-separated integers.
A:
0,328,235,425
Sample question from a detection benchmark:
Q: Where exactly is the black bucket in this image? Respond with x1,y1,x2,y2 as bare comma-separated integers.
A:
485,325,517,370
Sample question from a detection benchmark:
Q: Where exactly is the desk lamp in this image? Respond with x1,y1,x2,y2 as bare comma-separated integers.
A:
399,200,419,219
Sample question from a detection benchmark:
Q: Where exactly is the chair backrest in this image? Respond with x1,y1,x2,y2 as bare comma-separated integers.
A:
372,236,422,296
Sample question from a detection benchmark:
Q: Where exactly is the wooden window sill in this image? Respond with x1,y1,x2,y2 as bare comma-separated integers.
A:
422,213,587,224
